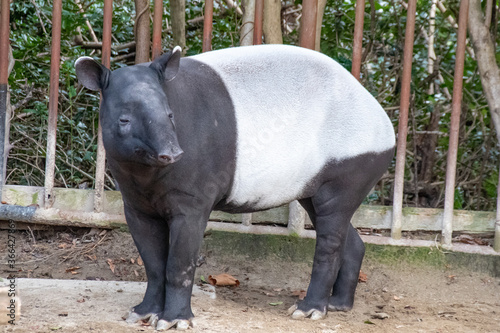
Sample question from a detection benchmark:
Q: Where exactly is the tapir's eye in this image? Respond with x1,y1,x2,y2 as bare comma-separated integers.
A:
168,113,176,129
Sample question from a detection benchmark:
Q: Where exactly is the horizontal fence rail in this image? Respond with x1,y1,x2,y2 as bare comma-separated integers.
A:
0,0,498,254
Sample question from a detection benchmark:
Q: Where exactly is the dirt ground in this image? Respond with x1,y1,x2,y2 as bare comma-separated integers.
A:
1,227,500,332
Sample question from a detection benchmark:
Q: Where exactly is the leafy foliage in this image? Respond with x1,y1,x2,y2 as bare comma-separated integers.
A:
5,0,499,210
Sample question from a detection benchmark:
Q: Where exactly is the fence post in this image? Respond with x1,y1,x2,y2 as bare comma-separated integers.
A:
202,0,213,52
351,0,365,80
0,0,10,203
44,0,63,209
288,200,306,236
253,0,264,45
152,0,163,60
94,0,113,213
441,0,468,248
391,0,417,239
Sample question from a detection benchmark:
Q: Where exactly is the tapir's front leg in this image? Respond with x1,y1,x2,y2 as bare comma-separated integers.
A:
155,213,207,331
123,205,170,323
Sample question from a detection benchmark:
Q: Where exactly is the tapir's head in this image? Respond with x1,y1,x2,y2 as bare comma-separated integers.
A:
74,47,184,167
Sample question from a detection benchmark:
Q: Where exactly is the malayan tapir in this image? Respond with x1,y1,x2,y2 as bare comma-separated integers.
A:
75,44,395,330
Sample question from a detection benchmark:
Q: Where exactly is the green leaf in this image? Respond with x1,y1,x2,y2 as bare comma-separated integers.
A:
269,301,283,306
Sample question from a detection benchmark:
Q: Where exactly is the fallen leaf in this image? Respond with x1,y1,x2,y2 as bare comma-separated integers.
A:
291,290,307,300
358,271,368,283
137,257,144,266
107,259,115,273
50,327,62,331
65,266,81,273
393,296,401,301
269,301,283,306
364,320,375,325
1,201,7,204
134,270,139,277
273,288,283,292
71,271,79,275
200,275,208,284
58,243,68,249
208,273,240,287
77,298,85,303
130,258,135,264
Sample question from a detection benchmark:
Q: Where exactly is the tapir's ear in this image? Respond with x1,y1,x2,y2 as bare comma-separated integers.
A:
150,46,182,82
75,56,111,91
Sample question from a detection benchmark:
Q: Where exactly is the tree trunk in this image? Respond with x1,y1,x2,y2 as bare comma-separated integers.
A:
263,0,282,44
171,0,186,52
134,0,150,64
240,0,256,46
314,0,327,51
468,0,500,143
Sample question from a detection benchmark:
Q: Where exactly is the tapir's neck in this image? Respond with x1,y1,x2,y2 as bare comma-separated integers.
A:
109,159,171,188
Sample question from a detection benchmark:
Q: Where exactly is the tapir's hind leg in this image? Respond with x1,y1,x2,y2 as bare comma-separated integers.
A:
290,189,359,320
329,224,365,311
290,149,394,320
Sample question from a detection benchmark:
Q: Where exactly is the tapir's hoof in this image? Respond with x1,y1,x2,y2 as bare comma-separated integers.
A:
328,303,352,312
156,319,192,331
288,305,326,320
123,309,154,324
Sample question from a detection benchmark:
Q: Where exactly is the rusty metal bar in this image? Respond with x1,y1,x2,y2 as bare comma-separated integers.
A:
442,0,469,248
202,0,213,52
351,0,365,80
299,0,318,49
391,0,417,240
152,0,163,60
43,0,63,209
253,0,263,45
0,0,11,203
94,0,112,213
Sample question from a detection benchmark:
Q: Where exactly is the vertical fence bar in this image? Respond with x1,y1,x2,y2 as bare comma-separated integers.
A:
299,0,318,49
0,0,10,202
43,0,63,209
442,0,468,247
152,0,163,60
391,0,417,239
202,0,213,52
94,0,112,213
253,0,263,45
351,0,365,80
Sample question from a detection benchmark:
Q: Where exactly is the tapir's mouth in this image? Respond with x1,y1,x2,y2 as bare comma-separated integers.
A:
155,150,184,165
135,147,184,166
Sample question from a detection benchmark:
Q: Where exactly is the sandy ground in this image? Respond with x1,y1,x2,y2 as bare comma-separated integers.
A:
0,228,499,332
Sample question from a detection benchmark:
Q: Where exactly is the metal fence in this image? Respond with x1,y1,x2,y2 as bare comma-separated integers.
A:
0,0,499,255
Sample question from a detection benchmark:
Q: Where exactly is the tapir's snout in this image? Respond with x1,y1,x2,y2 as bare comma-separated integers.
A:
157,147,184,165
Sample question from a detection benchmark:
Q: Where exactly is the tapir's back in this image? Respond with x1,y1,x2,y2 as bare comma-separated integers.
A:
191,45,395,210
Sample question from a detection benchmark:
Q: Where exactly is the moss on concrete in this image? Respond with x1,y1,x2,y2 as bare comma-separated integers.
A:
200,231,500,277
202,230,316,262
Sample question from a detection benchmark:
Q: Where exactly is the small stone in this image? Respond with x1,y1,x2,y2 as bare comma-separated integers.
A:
372,312,389,320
